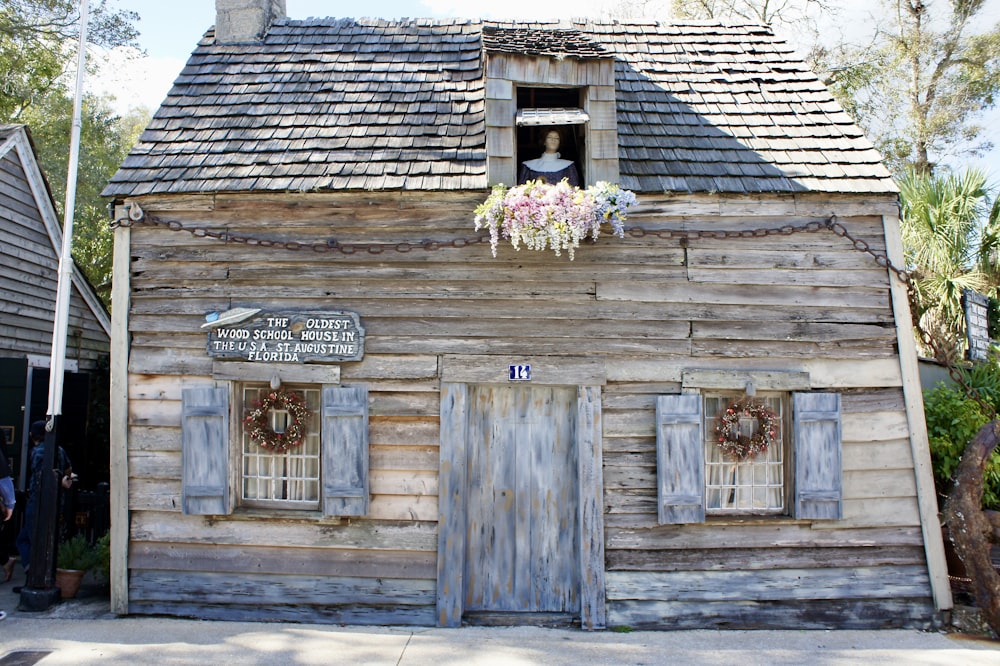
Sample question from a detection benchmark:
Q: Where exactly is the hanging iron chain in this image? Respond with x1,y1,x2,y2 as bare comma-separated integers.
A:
111,211,489,255
625,219,828,241
113,205,992,416
825,217,995,419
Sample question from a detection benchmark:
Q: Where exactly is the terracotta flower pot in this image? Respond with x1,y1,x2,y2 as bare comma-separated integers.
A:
55,568,85,599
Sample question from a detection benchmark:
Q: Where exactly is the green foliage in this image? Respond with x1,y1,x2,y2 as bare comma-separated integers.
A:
93,531,110,582
0,1,139,120
898,167,999,357
0,3,146,308
923,384,988,497
20,93,149,301
56,533,99,572
923,357,1000,510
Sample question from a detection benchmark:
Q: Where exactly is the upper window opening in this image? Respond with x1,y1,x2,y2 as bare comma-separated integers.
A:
516,86,586,186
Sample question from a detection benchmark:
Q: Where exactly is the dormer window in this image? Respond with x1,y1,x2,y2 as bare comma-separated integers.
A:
482,26,619,187
515,87,589,185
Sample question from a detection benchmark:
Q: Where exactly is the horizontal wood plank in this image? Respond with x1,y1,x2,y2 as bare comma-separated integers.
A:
129,542,435,579
605,566,931,601
606,598,937,630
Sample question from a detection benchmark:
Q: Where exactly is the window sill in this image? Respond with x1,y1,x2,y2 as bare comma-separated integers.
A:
704,515,811,527
213,508,344,525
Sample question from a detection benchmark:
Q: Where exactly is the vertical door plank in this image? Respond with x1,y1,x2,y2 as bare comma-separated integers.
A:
578,385,606,629
463,385,581,614
437,382,468,627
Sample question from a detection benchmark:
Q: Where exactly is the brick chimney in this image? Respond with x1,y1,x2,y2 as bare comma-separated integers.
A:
215,0,286,44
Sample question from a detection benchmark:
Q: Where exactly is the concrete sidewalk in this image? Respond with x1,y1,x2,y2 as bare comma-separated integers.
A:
1,594,998,666
1,617,998,666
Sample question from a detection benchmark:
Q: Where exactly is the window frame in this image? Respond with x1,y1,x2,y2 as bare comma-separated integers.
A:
702,391,791,517
239,383,323,511
515,85,588,185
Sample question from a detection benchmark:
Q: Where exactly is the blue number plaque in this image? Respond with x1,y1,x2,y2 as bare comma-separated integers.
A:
508,364,531,381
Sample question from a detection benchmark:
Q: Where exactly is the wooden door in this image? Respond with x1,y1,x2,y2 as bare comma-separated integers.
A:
464,385,580,615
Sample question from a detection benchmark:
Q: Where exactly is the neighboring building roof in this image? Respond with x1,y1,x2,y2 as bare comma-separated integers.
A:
0,125,112,349
102,19,897,198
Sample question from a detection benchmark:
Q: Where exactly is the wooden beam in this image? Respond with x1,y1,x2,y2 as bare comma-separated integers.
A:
442,354,607,385
577,385,606,629
436,382,468,627
881,213,953,612
109,219,131,614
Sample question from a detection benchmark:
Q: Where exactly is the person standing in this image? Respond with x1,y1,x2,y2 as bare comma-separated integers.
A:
0,428,15,620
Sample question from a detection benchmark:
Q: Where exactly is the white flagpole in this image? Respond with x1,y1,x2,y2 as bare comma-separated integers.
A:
46,0,89,419
21,0,91,610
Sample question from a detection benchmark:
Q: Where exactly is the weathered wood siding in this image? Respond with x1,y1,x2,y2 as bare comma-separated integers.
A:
0,129,109,368
122,190,935,627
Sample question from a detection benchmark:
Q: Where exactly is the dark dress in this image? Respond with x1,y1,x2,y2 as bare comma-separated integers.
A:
518,162,581,187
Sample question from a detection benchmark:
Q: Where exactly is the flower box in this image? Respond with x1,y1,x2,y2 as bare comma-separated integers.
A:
474,180,637,259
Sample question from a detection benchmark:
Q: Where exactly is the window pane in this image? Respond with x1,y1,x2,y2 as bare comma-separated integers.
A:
242,385,321,509
704,392,785,514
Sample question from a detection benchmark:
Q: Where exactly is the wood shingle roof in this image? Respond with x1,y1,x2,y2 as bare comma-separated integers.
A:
103,18,896,198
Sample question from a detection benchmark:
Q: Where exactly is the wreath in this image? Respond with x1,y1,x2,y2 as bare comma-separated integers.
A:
715,400,778,461
245,388,310,452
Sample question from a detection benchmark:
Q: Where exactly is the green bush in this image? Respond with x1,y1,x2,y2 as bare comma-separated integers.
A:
924,379,1000,510
56,534,99,572
94,532,110,582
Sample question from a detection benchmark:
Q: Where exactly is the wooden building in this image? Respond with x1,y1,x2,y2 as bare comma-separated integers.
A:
101,1,951,630
1,124,111,487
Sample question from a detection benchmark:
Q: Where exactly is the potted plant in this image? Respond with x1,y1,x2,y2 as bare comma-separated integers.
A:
55,534,99,599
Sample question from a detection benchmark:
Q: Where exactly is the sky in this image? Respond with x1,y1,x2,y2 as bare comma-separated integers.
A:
93,0,999,182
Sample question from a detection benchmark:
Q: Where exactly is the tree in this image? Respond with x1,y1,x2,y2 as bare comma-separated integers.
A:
0,0,138,119
670,0,831,29
0,1,142,306
899,167,1000,357
821,0,1000,175
942,420,1000,636
21,91,148,298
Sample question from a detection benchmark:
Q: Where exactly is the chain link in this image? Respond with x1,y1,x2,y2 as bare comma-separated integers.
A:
114,208,992,417
825,217,994,419
112,213,489,254
625,219,827,241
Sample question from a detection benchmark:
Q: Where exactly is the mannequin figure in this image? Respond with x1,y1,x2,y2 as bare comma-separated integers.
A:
518,129,581,186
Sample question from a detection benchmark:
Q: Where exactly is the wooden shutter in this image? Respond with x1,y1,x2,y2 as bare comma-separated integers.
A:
181,387,231,515
793,392,843,520
655,394,705,524
321,385,369,517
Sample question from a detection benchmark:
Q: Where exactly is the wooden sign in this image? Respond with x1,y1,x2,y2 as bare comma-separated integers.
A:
963,289,990,362
205,309,364,363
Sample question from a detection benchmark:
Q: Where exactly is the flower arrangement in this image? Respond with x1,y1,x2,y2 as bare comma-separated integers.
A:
715,400,779,461
245,388,310,452
474,179,637,259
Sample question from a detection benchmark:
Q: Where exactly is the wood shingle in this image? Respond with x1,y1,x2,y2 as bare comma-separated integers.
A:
103,18,895,198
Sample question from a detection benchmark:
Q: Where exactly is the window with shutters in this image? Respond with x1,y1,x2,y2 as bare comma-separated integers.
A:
181,383,370,518
703,393,788,515
655,391,842,525
241,384,321,510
